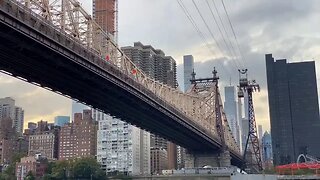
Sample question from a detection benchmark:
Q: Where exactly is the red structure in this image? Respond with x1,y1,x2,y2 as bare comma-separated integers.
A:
276,163,320,175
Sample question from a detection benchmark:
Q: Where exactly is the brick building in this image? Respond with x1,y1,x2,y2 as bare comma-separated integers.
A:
28,133,57,160
150,147,168,175
93,0,117,37
0,117,17,164
59,110,97,160
16,155,48,180
28,120,59,160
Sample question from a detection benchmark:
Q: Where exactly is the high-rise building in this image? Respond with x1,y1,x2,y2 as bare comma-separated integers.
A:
176,146,185,169
140,129,151,174
266,54,320,165
0,117,17,164
14,107,24,135
25,122,37,135
0,97,15,120
24,122,37,138
28,120,59,160
183,55,194,92
262,131,273,168
122,42,177,170
150,134,167,149
150,147,168,175
237,97,243,153
258,125,263,140
35,120,49,134
28,122,37,130
93,0,117,39
224,86,240,145
59,110,97,160
244,93,249,119
29,133,57,160
54,116,70,127
95,110,150,175
0,97,24,135
240,92,249,153
71,101,88,121
167,142,177,170
121,42,177,88
241,119,249,154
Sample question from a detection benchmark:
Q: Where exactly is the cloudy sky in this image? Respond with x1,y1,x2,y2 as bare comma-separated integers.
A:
1,0,320,133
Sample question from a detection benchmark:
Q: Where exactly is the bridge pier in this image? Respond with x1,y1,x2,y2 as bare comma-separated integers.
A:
184,150,231,168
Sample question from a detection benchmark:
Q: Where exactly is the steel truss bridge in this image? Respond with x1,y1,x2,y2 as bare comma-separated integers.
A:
0,0,243,166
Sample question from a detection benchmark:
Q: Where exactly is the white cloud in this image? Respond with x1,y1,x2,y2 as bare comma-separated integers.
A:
0,73,70,129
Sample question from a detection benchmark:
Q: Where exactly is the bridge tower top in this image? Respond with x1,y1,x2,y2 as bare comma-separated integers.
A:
189,68,227,152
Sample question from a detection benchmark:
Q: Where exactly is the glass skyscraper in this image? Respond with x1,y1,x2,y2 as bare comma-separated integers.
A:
183,55,194,92
224,86,240,145
266,54,320,165
262,131,273,163
54,116,70,127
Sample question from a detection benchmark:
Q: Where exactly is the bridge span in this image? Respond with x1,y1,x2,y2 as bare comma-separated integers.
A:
0,0,243,167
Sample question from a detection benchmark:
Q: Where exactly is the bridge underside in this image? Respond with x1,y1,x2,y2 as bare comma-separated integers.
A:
0,2,243,167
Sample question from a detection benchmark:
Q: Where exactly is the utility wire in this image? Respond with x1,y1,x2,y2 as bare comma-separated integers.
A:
191,0,239,71
205,0,241,69
176,0,232,76
176,0,211,54
211,0,243,69
220,0,246,66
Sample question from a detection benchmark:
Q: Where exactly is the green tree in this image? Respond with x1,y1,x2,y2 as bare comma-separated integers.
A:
0,173,10,180
42,173,53,180
50,160,69,179
48,157,106,180
46,161,54,174
73,157,106,180
25,171,35,180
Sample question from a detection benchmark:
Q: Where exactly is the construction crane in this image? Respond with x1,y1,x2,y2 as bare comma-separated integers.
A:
238,69,263,172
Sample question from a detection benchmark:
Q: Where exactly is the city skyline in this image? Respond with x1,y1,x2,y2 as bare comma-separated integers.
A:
0,0,320,132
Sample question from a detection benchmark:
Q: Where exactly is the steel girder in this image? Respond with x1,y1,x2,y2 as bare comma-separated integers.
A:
7,0,240,155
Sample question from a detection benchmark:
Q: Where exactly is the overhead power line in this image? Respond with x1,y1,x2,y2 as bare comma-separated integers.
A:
220,0,246,66
211,0,243,69
176,0,232,76
176,0,211,54
191,0,222,55
205,0,242,69
191,0,239,70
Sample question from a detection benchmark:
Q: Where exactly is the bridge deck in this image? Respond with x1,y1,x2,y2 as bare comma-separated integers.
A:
0,0,243,166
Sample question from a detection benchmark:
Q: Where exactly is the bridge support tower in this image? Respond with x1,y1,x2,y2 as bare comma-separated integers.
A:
184,150,231,168
184,68,233,168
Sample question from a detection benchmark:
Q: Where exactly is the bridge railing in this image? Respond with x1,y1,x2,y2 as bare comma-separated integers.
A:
3,0,240,154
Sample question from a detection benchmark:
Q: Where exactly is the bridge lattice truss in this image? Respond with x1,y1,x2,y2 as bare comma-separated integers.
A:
12,0,239,153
